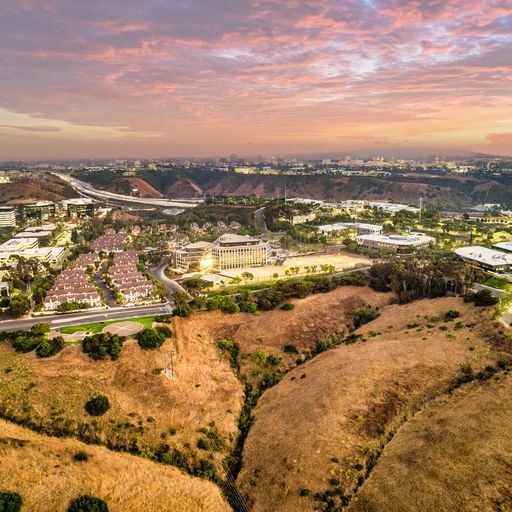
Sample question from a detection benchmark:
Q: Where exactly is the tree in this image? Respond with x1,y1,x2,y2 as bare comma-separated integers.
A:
241,271,254,282
82,333,123,360
181,278,213,292
173,291,193,317
8,295,30,318
135,328,166,350
68,495,108,512
85,395,110,417
0,492,22,512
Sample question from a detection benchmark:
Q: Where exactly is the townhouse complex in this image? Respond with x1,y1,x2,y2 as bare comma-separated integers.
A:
171,234,270,273
44,253,102,311
91,229,129,252
106,251,159,305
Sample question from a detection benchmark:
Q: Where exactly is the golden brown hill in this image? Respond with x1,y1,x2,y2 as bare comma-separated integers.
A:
348,374,512,512
0,173,77,204
237,297,501,512
0,335,243,474
166,177,204,197
106,177,162,198
0,419,230,512
173,286,392,383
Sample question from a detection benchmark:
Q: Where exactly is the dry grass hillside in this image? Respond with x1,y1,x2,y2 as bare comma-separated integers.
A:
237,297,504,512
0,173,77,204
348,374,512,512
174,286,392,383
107,177,163,198
0,419,230,512
0,333,243,475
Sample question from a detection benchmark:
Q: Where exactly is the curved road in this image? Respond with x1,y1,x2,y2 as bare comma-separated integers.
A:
149,263,192,300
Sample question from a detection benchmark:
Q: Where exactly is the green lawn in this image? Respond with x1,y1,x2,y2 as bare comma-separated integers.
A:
59,315,156,335
482,277,512,291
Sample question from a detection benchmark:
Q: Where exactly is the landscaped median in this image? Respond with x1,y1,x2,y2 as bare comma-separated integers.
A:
58,315,157,335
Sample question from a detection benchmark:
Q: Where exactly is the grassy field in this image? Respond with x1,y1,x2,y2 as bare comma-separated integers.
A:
0,419,230,512
482,277,512,291
59,315,156,334
237,297,503,512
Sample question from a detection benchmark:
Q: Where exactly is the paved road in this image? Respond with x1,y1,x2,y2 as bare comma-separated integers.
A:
254,207,268,233
54,173,202,209
0,303,172,332
149,263,191,299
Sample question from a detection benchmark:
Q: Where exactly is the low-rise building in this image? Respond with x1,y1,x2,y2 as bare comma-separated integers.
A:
212,234,270,270
454,246,512,271
61,198,95,218
356,234,434,253
0,206,16,227
171,241,213,273
318,222,383,236
22,201,56,222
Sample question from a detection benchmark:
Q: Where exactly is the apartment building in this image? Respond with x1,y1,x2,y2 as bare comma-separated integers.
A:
91,229,129,252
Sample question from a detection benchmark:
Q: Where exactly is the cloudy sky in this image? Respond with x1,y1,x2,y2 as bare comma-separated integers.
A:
0,0,511,159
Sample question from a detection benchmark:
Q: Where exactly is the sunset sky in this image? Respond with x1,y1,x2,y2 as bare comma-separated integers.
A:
0,0,511,159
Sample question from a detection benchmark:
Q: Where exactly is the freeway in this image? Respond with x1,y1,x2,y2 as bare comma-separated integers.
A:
0,303,173,332
54,173,203,209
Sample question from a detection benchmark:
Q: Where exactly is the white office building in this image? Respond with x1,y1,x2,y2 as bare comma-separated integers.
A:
356,234,434,253
0,207,16,227
455,246,512,271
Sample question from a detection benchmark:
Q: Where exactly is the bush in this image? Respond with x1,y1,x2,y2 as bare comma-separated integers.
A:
464,289,499,307
12,334,43,354
444,310,461,321
0,492,22,512
173,292,193,317
352,307,380,329
280,302,295,311
299,488,310,497
31,322,51,335
222,302,240,314
218,339,240,369
84,395,110,417
36,336,65,358
155,314,172,323
135,328,166,350
82,333,123,360
283,344,298,354
68,495,108,512
73,451,89,462
155,325,172,338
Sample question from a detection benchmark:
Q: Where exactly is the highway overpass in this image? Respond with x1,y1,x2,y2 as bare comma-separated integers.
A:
55,173,203,209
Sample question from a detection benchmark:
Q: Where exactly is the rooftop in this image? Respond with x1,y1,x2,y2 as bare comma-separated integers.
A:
455,246,512,267
356,234,433,246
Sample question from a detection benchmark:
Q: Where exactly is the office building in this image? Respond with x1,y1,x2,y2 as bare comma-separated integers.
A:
212,234,270,270
171,241,213,273
356,234,434,253
0,207,16,227
62,198,95,218
455,246,512,271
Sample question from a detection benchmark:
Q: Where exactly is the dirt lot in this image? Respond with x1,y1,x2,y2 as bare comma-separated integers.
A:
0,332,243,471
236,298,501,512
348,374,512,512
175,286,392,381
0,419,230,512
220,253,370,280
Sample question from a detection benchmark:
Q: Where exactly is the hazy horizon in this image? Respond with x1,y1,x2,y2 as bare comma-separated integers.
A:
1,1,511,160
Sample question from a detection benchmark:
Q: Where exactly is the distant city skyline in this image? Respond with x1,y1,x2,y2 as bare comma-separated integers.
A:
0,0,511,159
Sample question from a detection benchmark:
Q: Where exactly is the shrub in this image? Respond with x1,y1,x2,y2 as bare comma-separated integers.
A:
444,310,460,321
299,488,310,497
280,302,295,311
283,344,298,354
222,302,240,314
135,328,166,350
12,334,43,353
84,395,110,417
36,336,65,358
82,333,123,360
68,495,108,512
197,438,209,450
173,292,193,317
239,301,258,313
155,314,172,322
218,339,240,369
31,322,51,335
0,492,22,512
155,325,172,338
73,451,89,462
464,289,499,307
353,307,380,329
